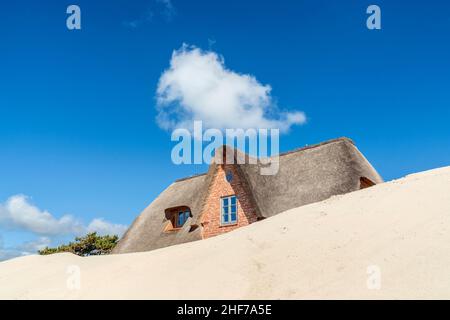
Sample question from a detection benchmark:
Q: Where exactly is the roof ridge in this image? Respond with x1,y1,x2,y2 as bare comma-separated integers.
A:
278,137,354,157
173,137,354,183
174,173,207,183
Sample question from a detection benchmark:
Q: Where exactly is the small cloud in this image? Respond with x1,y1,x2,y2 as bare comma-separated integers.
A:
0,195,127,237
0,235,51,261
87,218,128,237
122,20,141,29
0,195,84,236
123,0,176,28
17,237,51,254
0,247,21,262
156,44,306,133
158,0,176,21
0,195,128,261
208,38,217,50
0,236,16,261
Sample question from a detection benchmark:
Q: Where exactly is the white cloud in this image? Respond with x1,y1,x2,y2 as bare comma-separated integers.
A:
0,236,51,261
0,247,21,262
0,236,15,261
0,195,128,261
87,218,128,237
17,237,51,254
156,44,306,133
0,195,84,236
0,195,127,237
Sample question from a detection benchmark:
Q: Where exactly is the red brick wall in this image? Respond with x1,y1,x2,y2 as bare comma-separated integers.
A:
200,164,258,239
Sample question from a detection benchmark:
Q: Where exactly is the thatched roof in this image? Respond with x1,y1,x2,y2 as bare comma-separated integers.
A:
113,137,383,254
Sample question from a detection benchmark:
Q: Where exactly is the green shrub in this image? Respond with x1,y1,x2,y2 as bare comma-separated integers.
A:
38,232,119,256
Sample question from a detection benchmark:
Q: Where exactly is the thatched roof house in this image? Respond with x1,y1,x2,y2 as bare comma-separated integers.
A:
113,137,382,254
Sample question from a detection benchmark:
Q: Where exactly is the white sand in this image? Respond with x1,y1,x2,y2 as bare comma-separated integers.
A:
1,166,450,299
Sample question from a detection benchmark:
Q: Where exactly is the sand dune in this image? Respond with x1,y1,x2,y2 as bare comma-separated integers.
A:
1,166,450,299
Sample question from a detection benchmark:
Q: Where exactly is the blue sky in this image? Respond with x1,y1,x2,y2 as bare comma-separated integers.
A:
1,0,450,259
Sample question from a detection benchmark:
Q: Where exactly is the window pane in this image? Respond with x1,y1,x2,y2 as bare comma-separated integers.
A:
231,213,237,222
178,213,183,226
231,196,236,205
223,214,229,223
223,198,229,206
184,211,190,221
231,205,236,213
223,206,229,214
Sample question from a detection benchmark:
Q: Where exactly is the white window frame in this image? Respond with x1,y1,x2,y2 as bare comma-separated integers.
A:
221,195,237,225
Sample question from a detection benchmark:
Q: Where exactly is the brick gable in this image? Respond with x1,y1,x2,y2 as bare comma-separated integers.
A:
200,163,258,239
